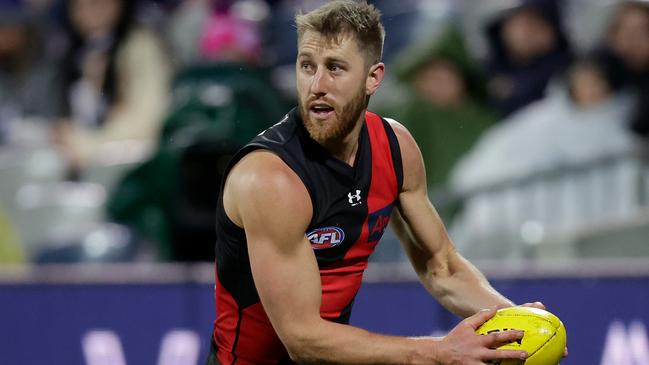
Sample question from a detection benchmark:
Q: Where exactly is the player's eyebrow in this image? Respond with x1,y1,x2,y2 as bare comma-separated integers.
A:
324,56,349,66
297,51,312,59
297,52,350,66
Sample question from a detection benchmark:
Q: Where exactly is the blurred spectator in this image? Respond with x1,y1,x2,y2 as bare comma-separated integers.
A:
379,26,496,192
484,0,573,118
55,0,171,175
105,0,290,262
449,56,639,252
452,56,636,191
165,0,212,64
597,1,649,138
107,63,290,261
198,7,263,64
0,0,61,144
166,0,269,65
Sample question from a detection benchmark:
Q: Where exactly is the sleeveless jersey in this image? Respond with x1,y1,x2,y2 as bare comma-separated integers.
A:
212,108,403,365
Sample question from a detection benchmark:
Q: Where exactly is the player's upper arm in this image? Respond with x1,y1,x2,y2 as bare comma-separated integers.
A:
222,150,323,350
384,118,453,269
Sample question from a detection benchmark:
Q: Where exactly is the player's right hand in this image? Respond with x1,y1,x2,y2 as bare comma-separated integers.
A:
436,308,528,364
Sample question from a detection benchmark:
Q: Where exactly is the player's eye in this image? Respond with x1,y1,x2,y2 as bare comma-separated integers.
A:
301,62,314,72
328,63,343,72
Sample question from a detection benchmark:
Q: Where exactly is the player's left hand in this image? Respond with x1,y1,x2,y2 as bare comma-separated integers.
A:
519,302,568,358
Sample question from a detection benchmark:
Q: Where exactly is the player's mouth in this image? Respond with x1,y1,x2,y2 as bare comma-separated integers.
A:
309,103,335,120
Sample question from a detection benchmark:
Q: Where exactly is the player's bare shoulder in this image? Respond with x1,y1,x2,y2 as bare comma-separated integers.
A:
383,117,408,134
223,150,312,227
383,117,421,155
383,117,426,192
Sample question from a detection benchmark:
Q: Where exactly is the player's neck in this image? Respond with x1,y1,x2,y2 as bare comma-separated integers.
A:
321,115,365,167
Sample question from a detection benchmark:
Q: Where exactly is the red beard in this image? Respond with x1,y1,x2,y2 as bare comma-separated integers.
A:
299,85,368,145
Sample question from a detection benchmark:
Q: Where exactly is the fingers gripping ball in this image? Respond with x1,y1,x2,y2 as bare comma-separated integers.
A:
476,307,567,365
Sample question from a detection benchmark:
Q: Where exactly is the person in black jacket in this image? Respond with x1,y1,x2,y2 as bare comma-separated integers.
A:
597,1,649,138
484,0,573,118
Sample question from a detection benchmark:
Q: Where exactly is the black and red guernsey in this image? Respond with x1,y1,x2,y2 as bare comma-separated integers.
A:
212,107,403,364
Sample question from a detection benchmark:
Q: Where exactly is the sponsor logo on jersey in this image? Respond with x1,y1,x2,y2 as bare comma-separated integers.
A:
306,226,345,249
367,204,394,243
348,190,362,206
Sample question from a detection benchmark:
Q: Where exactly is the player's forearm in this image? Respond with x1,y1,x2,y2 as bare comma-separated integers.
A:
426,254,513,317
282,319,442,365
431,273,513,317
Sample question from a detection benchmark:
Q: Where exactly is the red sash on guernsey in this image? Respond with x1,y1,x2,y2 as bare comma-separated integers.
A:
318,111,399,321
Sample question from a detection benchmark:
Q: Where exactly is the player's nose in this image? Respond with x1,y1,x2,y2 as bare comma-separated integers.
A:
310,67,330,95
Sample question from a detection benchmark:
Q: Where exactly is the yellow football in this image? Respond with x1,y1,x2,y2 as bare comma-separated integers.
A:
476,306,567,365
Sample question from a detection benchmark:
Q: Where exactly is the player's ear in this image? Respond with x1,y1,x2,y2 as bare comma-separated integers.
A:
366,62,385,96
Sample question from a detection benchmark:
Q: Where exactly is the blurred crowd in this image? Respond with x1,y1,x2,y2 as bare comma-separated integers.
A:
0,0,648,265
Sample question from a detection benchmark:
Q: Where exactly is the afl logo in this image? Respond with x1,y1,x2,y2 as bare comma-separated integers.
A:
306,227,345,249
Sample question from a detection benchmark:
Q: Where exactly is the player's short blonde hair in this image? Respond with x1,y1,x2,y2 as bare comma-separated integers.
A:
295,0,385,67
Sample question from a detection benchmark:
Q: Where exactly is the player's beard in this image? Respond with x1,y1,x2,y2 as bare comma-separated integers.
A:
299,84,368,146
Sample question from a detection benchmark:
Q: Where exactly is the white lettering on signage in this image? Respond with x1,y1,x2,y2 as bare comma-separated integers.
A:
157,330,201,365
82,329,200,365
82,331,127,365
600,320,649,365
